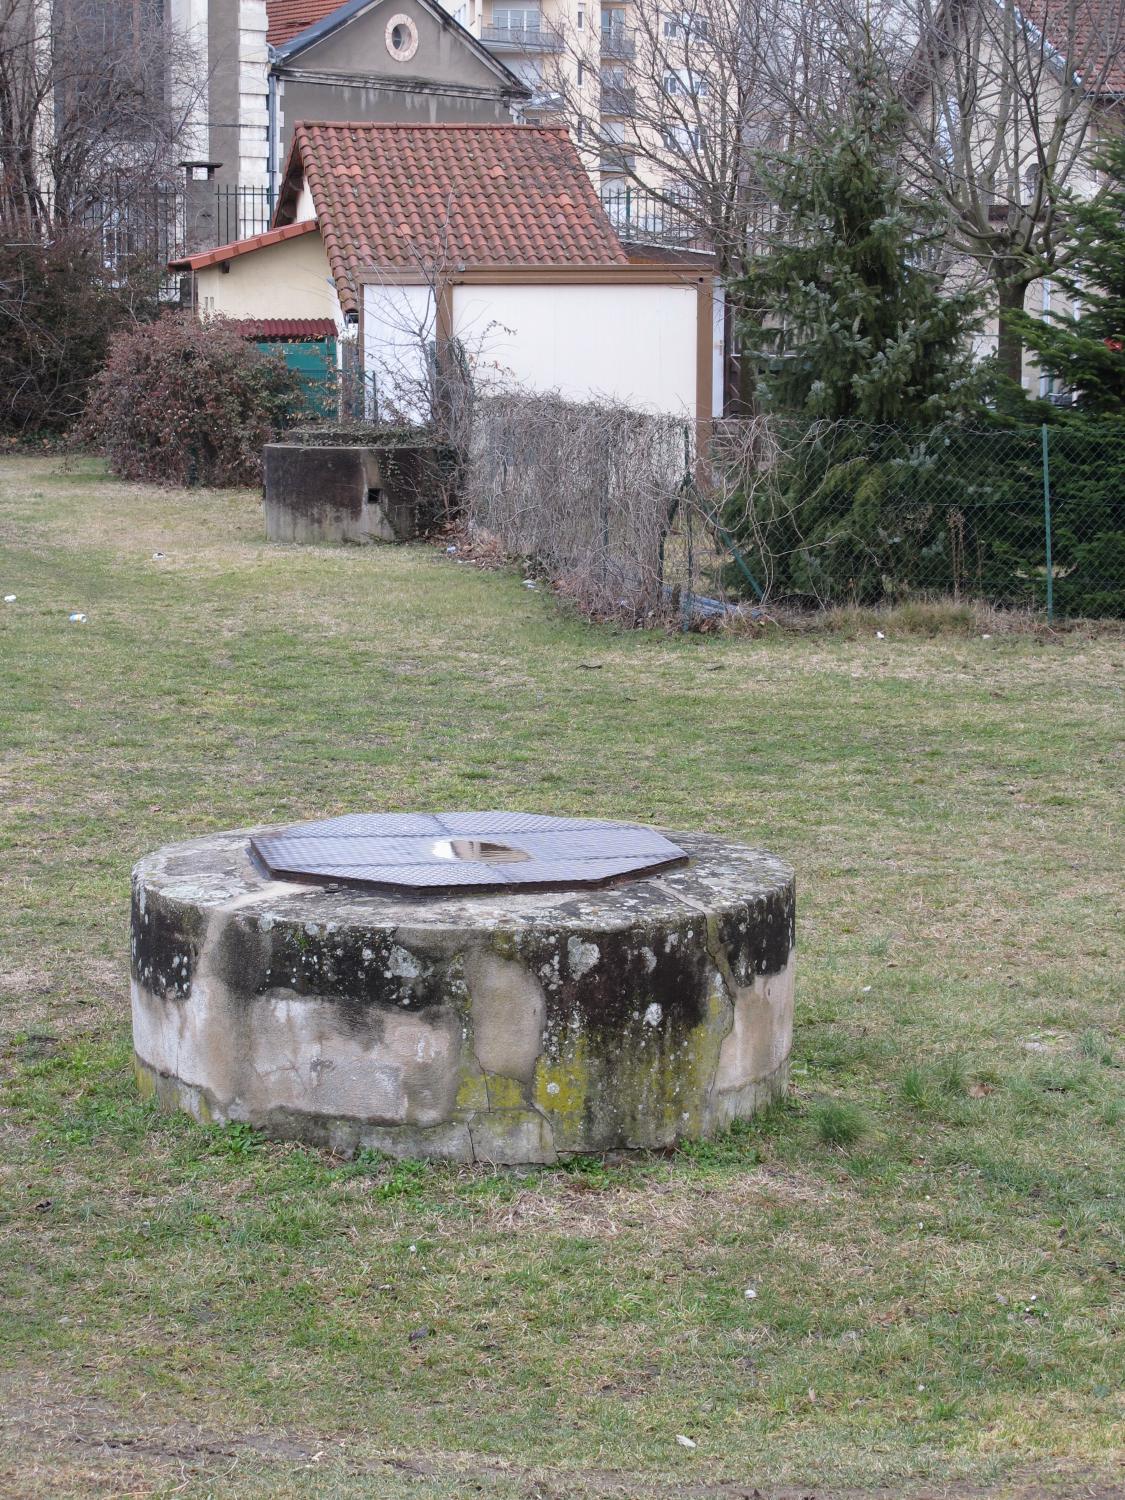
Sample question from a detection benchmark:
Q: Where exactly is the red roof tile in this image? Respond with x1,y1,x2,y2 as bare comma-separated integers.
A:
228,318,338,339
278,122,628,317
1037,0,1125,95
168,218,319,272
266,0,343,47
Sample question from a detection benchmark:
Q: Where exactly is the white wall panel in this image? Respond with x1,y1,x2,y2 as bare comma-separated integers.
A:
362,283,437,423
451,283,699,416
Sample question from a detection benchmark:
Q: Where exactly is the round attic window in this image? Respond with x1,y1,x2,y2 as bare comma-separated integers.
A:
385,13,419,60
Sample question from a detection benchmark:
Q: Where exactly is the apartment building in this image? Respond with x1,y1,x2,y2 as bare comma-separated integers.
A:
434,0,719,251
434,0,632,174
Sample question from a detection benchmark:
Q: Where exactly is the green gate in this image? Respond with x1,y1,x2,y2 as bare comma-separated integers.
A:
256,337,337,420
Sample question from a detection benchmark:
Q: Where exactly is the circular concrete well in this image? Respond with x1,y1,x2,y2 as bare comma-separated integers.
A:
130,814,795,1163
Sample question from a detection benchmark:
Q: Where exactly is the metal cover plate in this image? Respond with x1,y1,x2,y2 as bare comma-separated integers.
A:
249,812,688,893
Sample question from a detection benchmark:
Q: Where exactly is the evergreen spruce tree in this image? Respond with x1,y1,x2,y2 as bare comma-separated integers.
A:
724,61,982,603
1012,134,1125,415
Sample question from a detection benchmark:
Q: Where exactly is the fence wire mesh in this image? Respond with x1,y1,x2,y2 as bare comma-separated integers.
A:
464,404,1125,625
718,419,1125,621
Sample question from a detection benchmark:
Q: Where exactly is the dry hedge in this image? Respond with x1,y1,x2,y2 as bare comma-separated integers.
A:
464,393,697,622
81,314,307,487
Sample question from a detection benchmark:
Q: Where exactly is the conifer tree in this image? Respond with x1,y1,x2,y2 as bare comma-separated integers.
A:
723,58,983,603
1013,134,1125,417
733,62,979,424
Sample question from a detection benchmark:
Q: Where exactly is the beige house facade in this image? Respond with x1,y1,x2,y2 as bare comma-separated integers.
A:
180,222,342,325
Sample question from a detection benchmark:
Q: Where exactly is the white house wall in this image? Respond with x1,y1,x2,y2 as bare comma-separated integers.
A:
449,283,699,415
168,0,211,166
711,282,724,421
363,284,439,423
238,2,270,187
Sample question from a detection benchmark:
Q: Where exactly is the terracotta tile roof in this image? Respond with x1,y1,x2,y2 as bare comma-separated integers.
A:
623,241,717,268
228,318,338,339
279,122,628,317
1037,0,1125,94
168,219,319,272
266,0,343,47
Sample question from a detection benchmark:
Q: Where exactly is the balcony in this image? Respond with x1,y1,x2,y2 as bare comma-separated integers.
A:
480,20,563,51
525,87,565,112
600,185,706,248
600,26,635,58
600,83,637,114
600,148,637,173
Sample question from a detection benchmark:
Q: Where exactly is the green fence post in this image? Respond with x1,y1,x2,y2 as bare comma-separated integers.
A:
1041,423,1054,624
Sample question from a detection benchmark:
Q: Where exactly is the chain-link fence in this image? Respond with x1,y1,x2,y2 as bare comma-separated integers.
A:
717,419,1125,621
461,404,1125,625
282,363,1125,625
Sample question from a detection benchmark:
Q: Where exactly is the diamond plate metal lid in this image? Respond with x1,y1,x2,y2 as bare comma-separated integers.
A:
249,812,688,893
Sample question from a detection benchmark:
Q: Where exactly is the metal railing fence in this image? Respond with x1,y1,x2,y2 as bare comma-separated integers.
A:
600,27,636,57
2,183,275,271
481,20,563,48
599,184,706,247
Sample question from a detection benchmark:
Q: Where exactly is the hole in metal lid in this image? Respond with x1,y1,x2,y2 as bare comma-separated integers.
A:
432,838,530,864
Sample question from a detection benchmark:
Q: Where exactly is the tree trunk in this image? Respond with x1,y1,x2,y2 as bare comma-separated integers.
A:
996,276,1033,390
720,259,759,417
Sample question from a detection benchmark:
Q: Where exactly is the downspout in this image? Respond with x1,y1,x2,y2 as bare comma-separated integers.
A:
267,56,278,213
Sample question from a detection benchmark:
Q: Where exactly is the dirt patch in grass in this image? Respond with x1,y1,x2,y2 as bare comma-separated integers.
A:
464,1168,843,1240
1,1385,1121,1500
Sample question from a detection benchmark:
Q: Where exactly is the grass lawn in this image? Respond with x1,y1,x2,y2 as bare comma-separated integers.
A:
0,455,1121,1500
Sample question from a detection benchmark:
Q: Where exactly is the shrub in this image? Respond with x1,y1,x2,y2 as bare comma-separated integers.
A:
722,416,1125,617
81,315,308,487
0,229,158,438
466,392,690,622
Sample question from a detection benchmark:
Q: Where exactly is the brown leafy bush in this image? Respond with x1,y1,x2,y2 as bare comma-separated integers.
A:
81,314,308,486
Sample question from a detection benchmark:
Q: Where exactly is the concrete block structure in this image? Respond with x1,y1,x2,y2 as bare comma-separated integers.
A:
131,818,796,1163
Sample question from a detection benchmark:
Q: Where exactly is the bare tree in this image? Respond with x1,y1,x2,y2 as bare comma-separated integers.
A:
544,0,823,270
1,1,206,435
536,0,905,408
0,0,204,236
537,0,1120,394
899,0,1125,384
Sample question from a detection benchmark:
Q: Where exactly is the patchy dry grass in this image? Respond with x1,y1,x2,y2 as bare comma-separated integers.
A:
0,456,1122,1499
